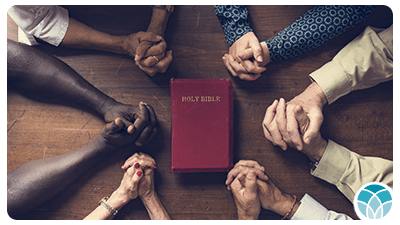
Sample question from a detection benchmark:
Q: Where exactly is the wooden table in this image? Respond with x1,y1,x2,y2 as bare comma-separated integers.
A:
7,5,393,220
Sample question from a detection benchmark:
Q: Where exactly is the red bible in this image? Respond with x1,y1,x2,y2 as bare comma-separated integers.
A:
170,79,233,173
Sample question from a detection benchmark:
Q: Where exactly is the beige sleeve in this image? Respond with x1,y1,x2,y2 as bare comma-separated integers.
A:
311,139,393,201
310,25,393,104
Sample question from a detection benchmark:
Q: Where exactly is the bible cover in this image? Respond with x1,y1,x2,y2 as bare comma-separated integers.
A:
170,79,233,173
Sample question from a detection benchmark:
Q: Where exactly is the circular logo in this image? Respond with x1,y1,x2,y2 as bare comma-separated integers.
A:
354,182,393,219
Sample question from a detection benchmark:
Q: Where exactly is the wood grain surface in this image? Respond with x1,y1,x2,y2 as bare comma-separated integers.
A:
7,5,393,220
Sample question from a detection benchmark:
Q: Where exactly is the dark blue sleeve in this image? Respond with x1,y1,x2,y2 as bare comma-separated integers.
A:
264,5,376,62
215,5,253,46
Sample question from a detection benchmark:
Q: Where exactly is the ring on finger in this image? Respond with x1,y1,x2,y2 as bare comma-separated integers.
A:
152,55,160,64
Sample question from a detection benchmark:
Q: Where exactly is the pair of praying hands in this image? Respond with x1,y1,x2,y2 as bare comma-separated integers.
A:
222,32,270,81
226,160,298,220
262,82,329,162
118,153,158,203
85,153,170,220
124,31,172,77
100,101,158,148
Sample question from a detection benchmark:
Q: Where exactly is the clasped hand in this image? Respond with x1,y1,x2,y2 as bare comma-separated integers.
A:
119,153,157,201
262,82,328,162
100,101,157,147
226,160,293,219
124,31,172,76
222,32,270,81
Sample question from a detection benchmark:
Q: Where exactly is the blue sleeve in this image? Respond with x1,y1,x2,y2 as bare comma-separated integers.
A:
264,5,376,62
215,5,253,46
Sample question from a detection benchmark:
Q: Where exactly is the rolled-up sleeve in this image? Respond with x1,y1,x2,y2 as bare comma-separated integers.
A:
8,5,69,46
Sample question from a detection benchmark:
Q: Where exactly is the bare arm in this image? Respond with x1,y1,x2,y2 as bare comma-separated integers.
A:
7,39,158,144
7,117,140,218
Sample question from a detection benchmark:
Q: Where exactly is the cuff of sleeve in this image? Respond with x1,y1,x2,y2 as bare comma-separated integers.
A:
291,194,328,220
40,6,69,46
18,27,39,46
309,62,351,104
311,139,351,185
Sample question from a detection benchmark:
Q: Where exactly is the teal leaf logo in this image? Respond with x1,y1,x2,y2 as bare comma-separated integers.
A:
354,182,393,219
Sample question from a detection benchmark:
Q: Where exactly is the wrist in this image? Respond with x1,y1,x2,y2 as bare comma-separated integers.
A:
238,214,259,220
147,6,173,37
140,193,171,220
91,135,118,152
140,192,158,205
109,35,130,55
98,97,119,118
107,189,131,210
271,193,295,216
308,81,327,107
306,136,328,163
237,211,259,220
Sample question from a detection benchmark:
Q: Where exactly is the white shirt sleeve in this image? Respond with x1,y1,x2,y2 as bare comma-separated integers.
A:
8,5,69,46
291,194,353,220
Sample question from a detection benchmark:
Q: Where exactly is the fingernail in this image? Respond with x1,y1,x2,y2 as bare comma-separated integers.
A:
136,171,142,177
121,164,125,168
257,56,263,62
154,163,158,168
134,163,140,169
135,142,142,146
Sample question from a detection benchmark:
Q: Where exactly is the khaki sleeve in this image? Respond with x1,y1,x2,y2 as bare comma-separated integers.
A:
310,25,393,104
311,139,393,201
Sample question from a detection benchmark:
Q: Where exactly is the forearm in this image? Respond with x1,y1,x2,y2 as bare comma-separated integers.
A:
147,6,173,37
7,136,116,217
141,194,170,220
61,18,129,55
7,39,117,117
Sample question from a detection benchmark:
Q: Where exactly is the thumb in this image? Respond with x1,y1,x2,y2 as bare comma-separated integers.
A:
135,41,153,62
106,118,124,133
249,41,263,63
135,34,163,61
238,48,254,61
303,114,323,145
244,170,257,194
119,118,135,134
293,105,310,136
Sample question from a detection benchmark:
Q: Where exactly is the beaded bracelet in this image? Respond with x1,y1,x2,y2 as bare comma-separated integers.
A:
99,197,119,216
281,195,297,220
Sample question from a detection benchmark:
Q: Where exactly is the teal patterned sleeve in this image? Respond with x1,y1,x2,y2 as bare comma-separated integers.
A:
264,5,376,62
215,5,253,46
